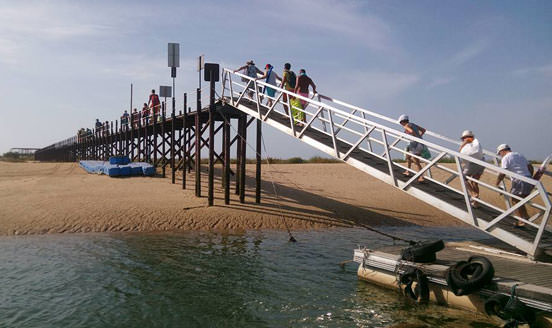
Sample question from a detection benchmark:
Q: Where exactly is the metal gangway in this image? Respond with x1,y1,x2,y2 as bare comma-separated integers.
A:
220,68,552,260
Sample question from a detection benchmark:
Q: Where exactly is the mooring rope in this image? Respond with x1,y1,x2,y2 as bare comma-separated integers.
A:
214,92,424,245
212,99,297,242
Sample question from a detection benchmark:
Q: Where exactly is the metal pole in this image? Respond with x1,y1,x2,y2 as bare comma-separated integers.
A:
130,83,133,112
208,72,215,206
256,119,261,203
171,95,176,184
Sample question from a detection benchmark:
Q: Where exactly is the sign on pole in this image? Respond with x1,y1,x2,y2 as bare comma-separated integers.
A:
168,43,180,68
204,63,220,82
159,85,172,98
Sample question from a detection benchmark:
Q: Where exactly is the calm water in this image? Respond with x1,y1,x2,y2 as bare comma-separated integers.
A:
0,227,502,327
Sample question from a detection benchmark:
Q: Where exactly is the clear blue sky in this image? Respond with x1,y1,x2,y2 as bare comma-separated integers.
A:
1,0,550,159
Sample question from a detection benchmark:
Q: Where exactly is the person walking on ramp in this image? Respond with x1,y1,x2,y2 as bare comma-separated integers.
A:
398,114,426,182
294,69,317,108
495,144,534,227
234,60,262,98
459,130,485,208
279,63,296,116
255,64,280,108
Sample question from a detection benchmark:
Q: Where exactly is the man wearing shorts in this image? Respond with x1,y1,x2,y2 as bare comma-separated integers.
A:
459,130,485,207
399,114,426,182
255,64,280,107
495,144,534,227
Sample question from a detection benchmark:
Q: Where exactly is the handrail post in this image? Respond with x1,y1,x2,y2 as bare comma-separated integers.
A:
327,109,339,158
381,130,396,186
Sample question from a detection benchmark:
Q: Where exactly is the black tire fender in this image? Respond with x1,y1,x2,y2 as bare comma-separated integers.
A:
484,294,510,318
446,256,495,296
400,268,430,304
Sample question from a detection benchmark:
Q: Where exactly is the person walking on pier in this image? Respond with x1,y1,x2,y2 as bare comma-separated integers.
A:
294,69,317,109
95,119,102,134
148,89,160,122
255,64,280,107
280,62,296,115
142,103,150,126
398,115,426,182
132,108,139,128
121,110,129,131
459,130,485,208
234,60,262,98
104,121,110,136
495,144,534,227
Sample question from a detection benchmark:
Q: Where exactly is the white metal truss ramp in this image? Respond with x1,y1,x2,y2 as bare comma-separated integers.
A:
221,68,552,260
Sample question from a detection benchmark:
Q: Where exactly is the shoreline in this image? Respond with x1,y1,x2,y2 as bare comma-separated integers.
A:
1,162,470,236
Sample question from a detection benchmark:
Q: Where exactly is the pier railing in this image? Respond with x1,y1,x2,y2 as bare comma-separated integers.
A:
221,68,552,258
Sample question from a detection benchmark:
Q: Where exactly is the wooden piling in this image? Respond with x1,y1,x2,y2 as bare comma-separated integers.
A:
182,93,187,190
208,78,215,207
144,112,149,162
235,118,242,195
162,102,166,178
137,112,142,161
224,115,231,204
152,106,157,166
239,115,246,203
256,119,261,203
195,88,201,197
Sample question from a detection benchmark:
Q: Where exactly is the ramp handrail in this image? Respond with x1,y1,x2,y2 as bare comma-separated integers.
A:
221,68,552,257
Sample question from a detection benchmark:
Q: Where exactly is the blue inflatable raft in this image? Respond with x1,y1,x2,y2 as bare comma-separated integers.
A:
79,157,155,177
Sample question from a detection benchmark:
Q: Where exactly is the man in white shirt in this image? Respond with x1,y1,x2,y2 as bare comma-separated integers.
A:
495,144,534,227
459,130,485,207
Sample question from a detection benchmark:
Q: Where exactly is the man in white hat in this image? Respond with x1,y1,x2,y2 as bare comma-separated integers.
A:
398,114,426,182
495,144,534,227
459,130,485,207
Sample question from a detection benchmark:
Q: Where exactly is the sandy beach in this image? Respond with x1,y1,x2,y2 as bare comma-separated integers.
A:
0,162,481,236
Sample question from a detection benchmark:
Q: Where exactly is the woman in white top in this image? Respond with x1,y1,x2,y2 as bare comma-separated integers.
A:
459,130,485,207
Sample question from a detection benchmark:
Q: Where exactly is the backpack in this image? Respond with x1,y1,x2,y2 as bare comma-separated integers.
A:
287,70,297,88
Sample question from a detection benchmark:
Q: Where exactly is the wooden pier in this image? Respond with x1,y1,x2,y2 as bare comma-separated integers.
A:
34,89,263,206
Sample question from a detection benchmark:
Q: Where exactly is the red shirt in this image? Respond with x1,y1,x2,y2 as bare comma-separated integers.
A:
149,94,160,106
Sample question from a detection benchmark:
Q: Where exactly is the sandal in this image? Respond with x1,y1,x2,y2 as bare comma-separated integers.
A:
402,171,411,177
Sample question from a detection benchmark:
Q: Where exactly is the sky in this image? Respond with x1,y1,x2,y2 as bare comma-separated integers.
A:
0,0,551,160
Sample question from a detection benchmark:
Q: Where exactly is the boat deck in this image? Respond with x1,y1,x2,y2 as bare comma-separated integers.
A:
355,242,552,313
378,242,552,289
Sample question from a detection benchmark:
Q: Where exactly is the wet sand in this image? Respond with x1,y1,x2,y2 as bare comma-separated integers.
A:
0,161,496,235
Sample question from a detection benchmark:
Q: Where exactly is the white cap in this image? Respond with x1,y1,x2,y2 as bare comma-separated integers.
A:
461,130,474,139
496,143,510,154
398,114,409,123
